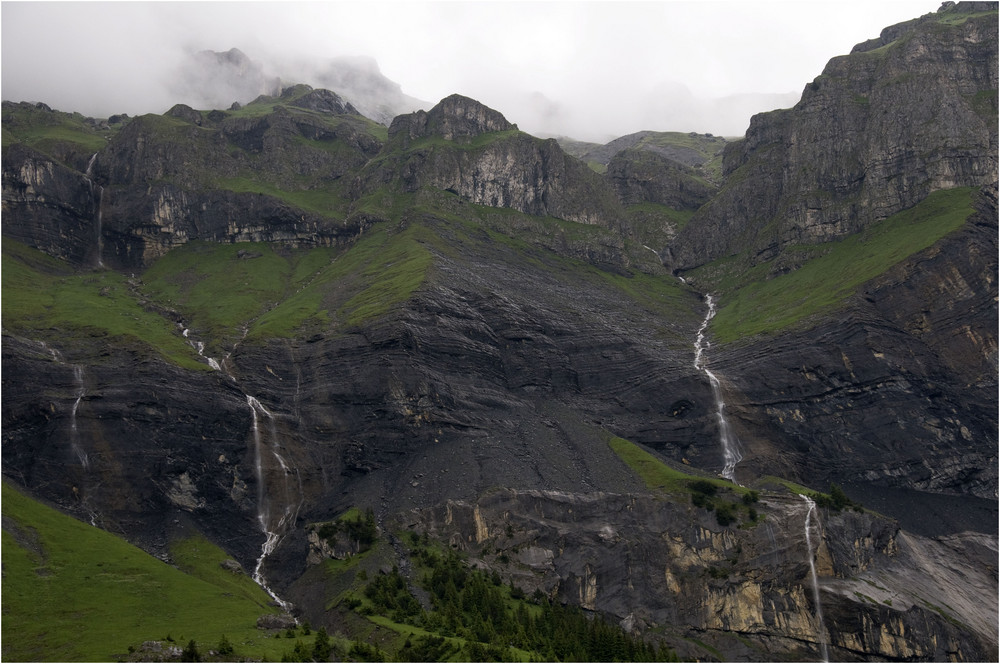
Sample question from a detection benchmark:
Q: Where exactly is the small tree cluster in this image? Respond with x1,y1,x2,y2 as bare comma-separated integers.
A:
316,508,378,553
811,483,862,512
688,481,759,526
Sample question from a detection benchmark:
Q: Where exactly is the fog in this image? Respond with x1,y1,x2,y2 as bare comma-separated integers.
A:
2,1,937,142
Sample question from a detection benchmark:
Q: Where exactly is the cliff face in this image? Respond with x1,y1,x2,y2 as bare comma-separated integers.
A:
354,95,626,229
711,183,998,500
668,6,998,270
397,489,997,662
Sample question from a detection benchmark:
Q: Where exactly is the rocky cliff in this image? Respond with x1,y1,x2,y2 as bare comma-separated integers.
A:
667,4,998,271
395,489,997,661
352,94,627,229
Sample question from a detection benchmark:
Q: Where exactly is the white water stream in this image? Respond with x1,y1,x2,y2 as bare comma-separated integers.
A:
247,394,301,613
800,495,830,662
69,365,90,469
181,327,223,372
694,295,743,481
84,153,104,268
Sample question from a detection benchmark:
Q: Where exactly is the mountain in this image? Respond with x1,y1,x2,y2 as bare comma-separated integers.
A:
169,48,428,126
2,2,997,662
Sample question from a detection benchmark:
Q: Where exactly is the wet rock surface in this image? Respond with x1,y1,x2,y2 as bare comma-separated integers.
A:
669,7,998,271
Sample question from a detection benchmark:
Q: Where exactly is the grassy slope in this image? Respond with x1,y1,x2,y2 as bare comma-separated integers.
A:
1,241,206,370
1,102,116,159
1,482,287,662
703,187,976,342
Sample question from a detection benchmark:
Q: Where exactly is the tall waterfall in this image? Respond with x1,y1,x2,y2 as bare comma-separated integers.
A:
84,153,103,268
69,365,90,469
800,495,830,662
694,295,742,481
247,394,300,612
95,185,104,268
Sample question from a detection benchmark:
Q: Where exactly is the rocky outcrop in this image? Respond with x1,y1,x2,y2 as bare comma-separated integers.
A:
1,142,101,266
607,147,718,210
354,95,626,228
669,4,998,270
288,87,359,116
388,94,514,145
2,91,384,269
398,489,998,662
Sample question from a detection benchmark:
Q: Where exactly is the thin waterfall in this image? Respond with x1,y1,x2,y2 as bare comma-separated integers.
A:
800,495,830,662
182,327,222,371
69,366,90,469
694,295,743,481
95,185,104,268
83,153,104,268
247,394,297,612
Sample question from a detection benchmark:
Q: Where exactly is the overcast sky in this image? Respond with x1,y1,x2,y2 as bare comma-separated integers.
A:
2,0,939,141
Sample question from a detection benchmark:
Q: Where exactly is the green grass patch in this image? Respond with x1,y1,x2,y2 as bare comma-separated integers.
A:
142,241,293,344
1,242,205,370
607,435,735,496
709,187,976,342
214,176,346,217
168,534,275,607
142,241,347,344
626,202,697,229
2,102,114,158
1,481,285,662
336,225,433,327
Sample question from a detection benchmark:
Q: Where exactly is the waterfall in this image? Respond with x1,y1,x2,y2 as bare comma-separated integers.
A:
82,153,104,268
800,495,830,662
69,366,90,469
41,342,91,470
694,295,743,481
247,394,299,612
95,185,104,268
182,327,223,371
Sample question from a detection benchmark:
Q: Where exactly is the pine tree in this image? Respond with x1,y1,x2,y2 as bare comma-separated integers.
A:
312,627,332,661
181,639,200,662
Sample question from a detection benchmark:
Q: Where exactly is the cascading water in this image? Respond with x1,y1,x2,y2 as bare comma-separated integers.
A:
694,295,743,481
800,495,830,662
69,365,90,469
182,327,222,372
247,394,301,612
84,153,104,268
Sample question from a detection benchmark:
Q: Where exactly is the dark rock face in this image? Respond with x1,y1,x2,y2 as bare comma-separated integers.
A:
388,93,514,144
1,142,100,266
288,88,358,115
669,7,998,270
713,183,998,501
607,147,718,210
2,93,384,270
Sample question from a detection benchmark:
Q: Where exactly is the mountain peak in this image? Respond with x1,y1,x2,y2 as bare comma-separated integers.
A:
388,94,514,144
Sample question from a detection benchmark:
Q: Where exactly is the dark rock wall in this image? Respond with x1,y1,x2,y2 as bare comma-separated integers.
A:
714,184,998,498
670,9,998,270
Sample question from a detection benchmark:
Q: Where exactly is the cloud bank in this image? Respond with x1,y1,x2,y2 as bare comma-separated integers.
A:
2,1,938,142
